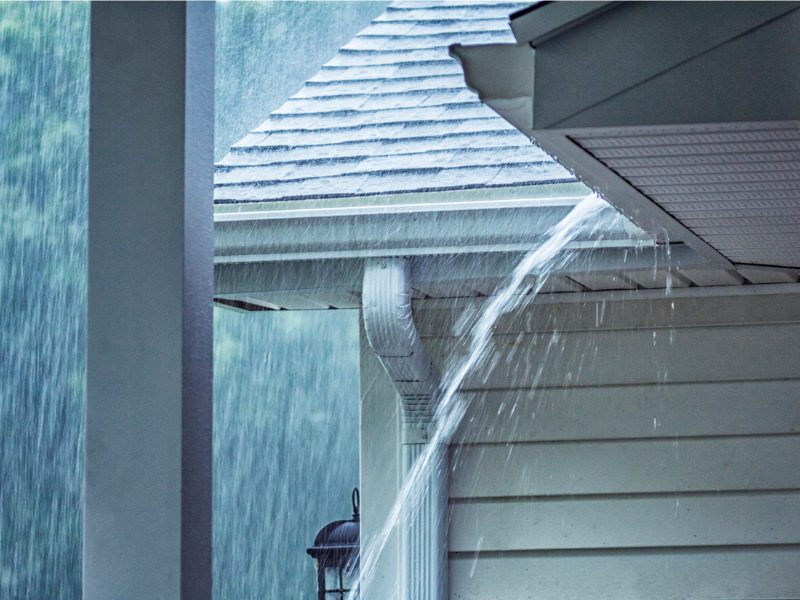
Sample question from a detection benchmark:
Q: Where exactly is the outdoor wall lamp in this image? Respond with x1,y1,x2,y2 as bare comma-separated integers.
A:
307,488,360,599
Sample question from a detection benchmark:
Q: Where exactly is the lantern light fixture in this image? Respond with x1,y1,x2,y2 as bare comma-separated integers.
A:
307,488,360,599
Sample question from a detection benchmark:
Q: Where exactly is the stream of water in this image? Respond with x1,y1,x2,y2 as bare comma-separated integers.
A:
353,194,621,598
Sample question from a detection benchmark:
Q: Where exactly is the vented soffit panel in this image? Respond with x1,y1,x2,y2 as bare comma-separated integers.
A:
569,122,800,269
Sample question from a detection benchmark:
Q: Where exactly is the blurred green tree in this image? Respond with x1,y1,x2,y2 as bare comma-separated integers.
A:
0,3,88,598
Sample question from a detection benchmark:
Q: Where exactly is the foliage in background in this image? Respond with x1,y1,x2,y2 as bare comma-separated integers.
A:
0,2,88,597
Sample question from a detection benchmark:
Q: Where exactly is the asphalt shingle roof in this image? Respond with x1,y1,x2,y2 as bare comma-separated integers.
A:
215,0,576,205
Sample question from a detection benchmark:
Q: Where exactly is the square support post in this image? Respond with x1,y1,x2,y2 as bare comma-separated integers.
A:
86,3,214,599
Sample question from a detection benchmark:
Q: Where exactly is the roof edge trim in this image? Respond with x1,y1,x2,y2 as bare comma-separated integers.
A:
510,1,618,46
214,182,590,218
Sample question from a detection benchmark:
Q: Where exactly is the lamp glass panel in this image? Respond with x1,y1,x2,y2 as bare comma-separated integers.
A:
324,566,342,590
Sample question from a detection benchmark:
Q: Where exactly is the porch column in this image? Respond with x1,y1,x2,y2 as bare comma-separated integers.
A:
85,3,214,599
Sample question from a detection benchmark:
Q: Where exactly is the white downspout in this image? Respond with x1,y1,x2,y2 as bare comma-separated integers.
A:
362,257,447,600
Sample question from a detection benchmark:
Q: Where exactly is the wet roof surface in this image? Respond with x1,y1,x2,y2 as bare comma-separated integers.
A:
214,1,577,204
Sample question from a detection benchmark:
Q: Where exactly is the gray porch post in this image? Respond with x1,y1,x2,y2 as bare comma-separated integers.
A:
85,3,214,599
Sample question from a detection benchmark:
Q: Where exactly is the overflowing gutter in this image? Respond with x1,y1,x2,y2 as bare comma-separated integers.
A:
213,183,720,310
215,186,648,263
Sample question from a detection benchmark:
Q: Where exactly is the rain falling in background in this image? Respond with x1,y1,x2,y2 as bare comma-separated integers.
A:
0,2,384,598
213,4,386,598
1,3,88,596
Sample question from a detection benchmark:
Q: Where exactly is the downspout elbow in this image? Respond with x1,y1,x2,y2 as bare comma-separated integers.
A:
362,258,439,434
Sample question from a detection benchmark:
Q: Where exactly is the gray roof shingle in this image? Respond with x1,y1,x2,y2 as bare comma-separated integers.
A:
215,0,576,205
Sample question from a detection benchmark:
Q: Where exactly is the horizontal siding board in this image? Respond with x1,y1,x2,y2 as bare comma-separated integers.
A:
427,324,800,389
449,546,800,599
450,435,800,499
450,492,800,552
453,380,800,444
415,293,800,336
438,289,800,595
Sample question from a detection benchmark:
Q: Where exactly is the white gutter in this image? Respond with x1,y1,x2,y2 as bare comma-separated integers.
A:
213,194,584,222
362,257,448,600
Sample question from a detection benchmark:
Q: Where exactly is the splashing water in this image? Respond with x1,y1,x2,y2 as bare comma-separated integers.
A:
353,194,620,598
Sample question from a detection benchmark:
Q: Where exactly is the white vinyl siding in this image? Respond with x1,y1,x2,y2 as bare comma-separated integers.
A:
413,291,800,600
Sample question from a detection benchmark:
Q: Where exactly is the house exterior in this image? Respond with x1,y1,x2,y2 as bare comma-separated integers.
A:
215,2,800,599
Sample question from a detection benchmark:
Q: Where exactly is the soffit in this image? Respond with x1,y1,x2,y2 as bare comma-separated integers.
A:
572,122,800,269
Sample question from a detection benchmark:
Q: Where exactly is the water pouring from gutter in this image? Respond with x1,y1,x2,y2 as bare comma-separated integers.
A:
354,193,619,599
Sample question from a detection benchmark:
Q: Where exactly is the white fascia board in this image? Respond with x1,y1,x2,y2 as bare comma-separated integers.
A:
509,1,617,47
